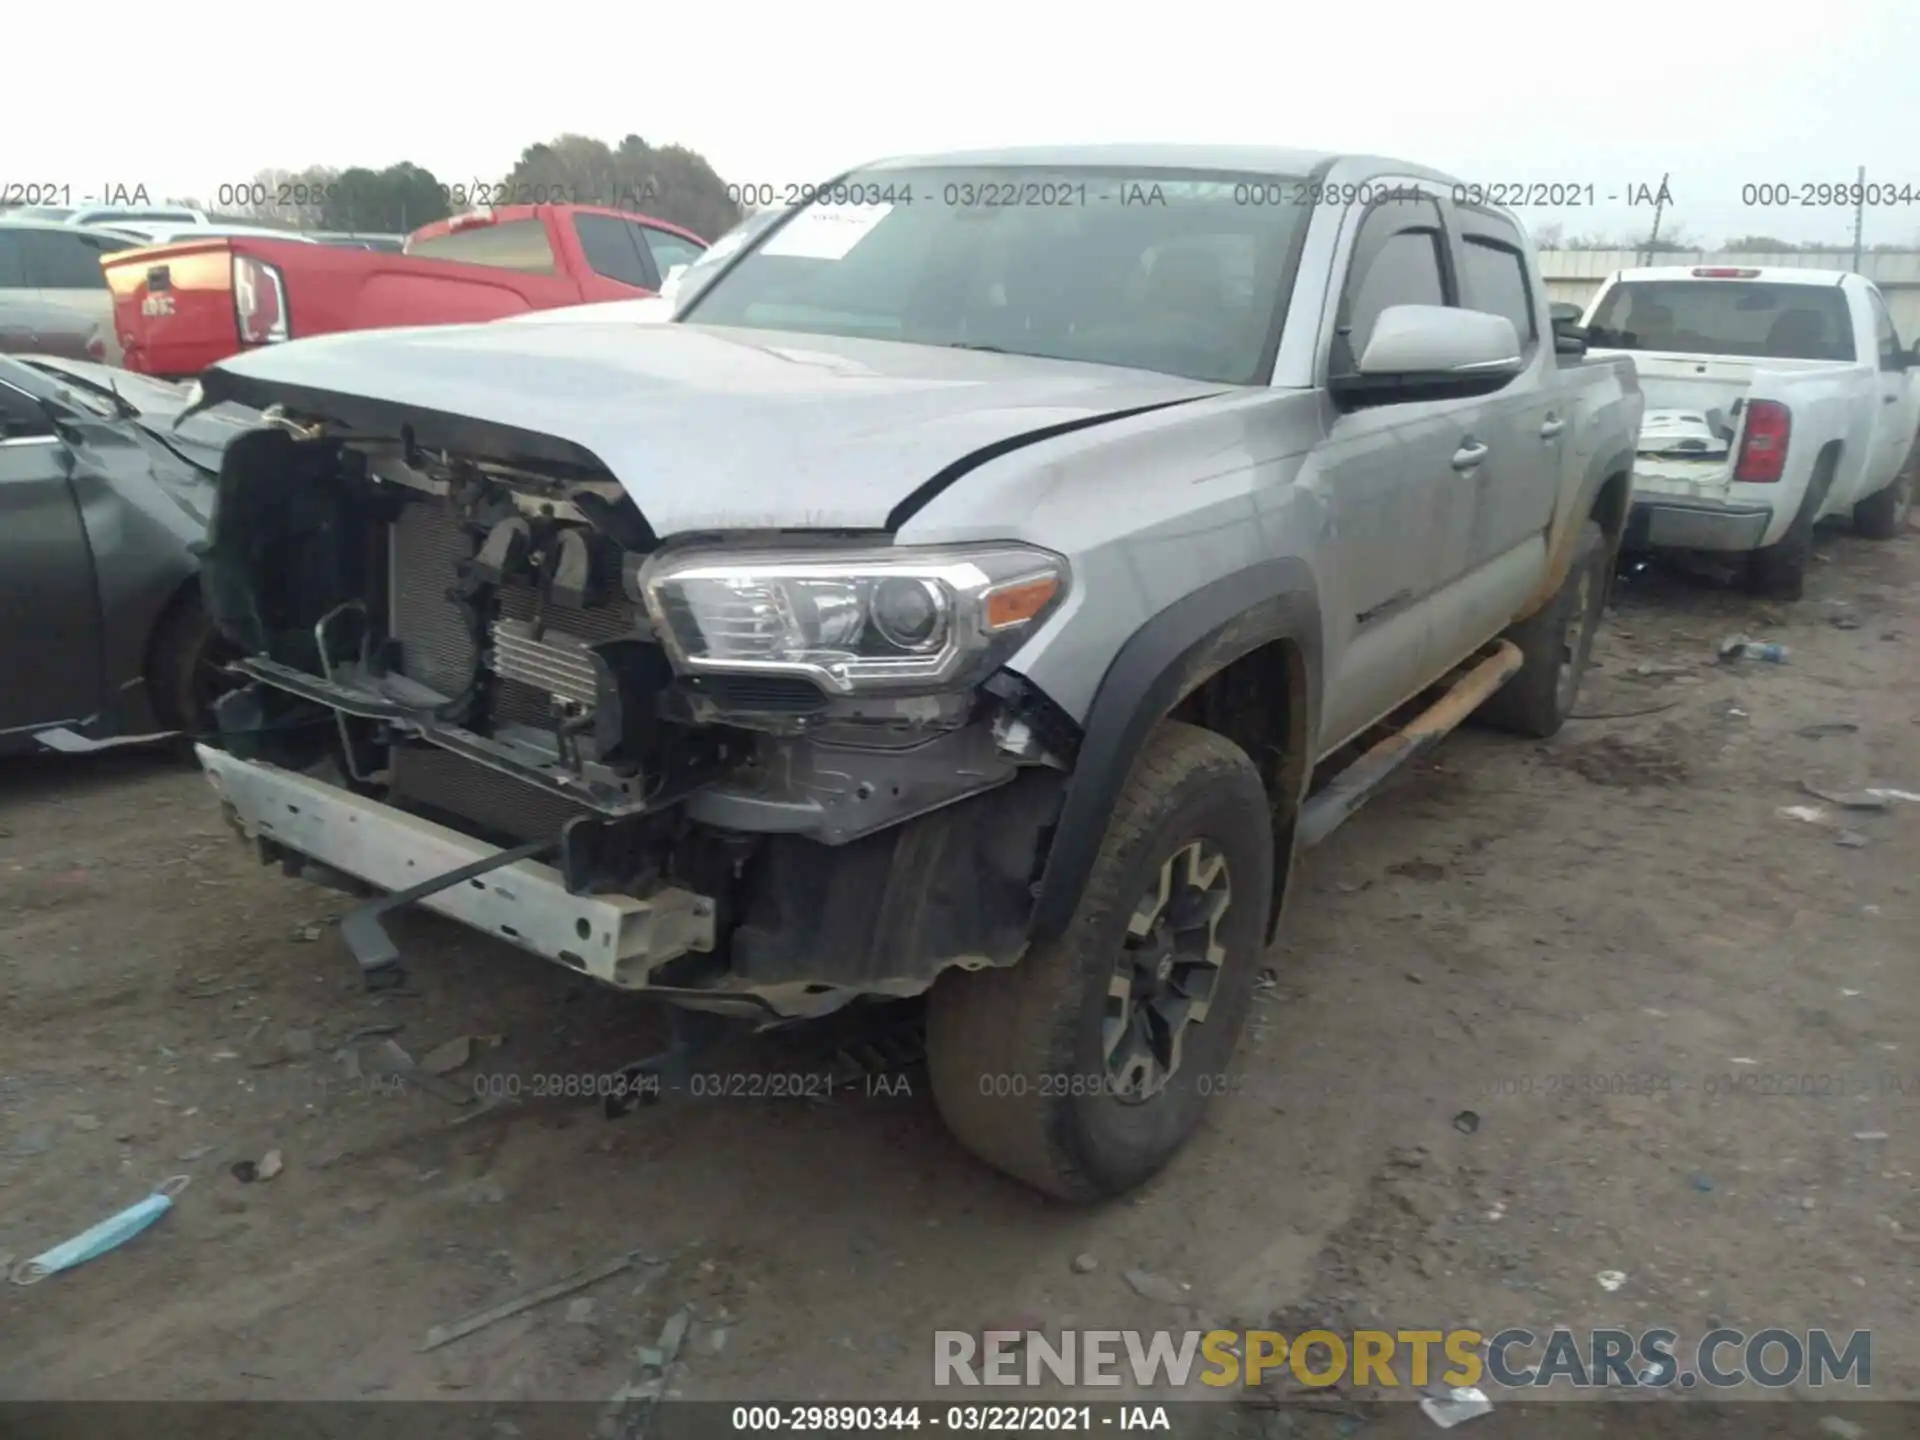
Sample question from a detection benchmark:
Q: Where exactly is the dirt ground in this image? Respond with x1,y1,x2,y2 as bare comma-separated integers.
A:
2,515,1917,1434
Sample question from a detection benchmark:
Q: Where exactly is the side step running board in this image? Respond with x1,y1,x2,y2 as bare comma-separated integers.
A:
35,726,179,754
1297,640,1524,850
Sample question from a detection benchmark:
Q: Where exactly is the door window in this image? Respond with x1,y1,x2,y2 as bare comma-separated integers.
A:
575,214,654,287
1333,198,1450,373
637,226,704,280
0,380,55,440
1457,215,1537,351
0,230,27,289
21,229,132,289
405,219,557,273
1870,289,1905,371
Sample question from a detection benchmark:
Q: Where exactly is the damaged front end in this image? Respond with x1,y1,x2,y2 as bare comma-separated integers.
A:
195,400,1077,1020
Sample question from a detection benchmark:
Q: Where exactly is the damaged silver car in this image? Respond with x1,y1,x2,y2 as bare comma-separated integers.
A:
1,356,254,754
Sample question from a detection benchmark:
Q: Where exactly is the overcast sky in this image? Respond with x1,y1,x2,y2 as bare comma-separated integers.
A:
10,0,1918,248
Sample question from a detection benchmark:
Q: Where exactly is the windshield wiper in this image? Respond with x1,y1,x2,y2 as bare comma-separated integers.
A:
21,361,139,420
946,342,1009,353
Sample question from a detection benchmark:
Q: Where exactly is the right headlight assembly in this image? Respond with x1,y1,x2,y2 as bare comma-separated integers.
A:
633,544,1070,696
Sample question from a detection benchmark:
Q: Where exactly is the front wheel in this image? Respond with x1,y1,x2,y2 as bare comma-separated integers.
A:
925,722,1275,1201
147,589,243,735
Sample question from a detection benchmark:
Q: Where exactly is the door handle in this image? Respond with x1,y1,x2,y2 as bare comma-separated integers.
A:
1539,417,1567,439
1451,441,1490,471
1884,395,1898,405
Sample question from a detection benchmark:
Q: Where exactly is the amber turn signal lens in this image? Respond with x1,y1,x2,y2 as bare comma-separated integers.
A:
984,575,1060,630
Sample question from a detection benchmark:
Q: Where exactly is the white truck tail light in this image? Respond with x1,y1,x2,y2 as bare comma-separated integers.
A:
233,255,289,345
1734,400,1791,483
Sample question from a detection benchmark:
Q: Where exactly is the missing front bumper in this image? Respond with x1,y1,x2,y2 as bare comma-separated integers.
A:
194,744,716,989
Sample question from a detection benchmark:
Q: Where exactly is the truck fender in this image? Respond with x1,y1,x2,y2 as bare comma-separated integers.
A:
1027,557,1322,944
1520,438,1636,618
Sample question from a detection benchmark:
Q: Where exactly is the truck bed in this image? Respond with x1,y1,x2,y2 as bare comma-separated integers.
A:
103,237,596,380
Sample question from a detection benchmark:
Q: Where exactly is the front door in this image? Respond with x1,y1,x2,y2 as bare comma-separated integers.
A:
1867,289,1919,496
1313,194,1491,753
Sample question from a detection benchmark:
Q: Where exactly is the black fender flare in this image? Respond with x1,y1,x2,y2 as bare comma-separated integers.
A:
1525,439,1635,620
1027,557,1323,944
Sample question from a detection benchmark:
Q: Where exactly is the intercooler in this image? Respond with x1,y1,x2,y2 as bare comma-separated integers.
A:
384,501,640,836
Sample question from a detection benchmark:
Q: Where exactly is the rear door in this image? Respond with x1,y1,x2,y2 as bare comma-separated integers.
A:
0,378,102,734
19,228,134,362
1445,208,1558,612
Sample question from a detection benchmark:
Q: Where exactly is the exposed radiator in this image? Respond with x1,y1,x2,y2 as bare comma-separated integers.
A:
387,501,638,718
383,502,647,840
389,502,477,697
389,745,591,842
491,584,638,722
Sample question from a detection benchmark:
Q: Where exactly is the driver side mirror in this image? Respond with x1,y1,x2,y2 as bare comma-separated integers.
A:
1329,305,1524,407
1550,301,1589,357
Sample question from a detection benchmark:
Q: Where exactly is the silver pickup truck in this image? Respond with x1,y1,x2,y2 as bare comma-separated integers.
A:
184,145,1642,1199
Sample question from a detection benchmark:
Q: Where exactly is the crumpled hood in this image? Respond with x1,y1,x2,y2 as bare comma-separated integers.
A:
201,321,1224,533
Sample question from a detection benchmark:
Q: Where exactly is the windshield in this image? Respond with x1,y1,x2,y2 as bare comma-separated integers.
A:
1587,280,1857,362
665,207,790,308
9,206,75,222
680,167,1312,385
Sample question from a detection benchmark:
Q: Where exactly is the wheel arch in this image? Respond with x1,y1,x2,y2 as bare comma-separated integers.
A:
141,570,211,727
1520,440,1635,619
1027,559,1322,948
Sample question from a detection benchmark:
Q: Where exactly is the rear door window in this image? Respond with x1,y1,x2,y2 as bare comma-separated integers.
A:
1586,281,1856,361
1456,213,1537,350
405,218,557,274
575,214,655,287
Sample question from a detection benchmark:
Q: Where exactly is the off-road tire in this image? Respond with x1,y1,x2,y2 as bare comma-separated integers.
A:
925,722,1275,1201
1853,467,1913,540
1475,520,1608,740
147,589,234,735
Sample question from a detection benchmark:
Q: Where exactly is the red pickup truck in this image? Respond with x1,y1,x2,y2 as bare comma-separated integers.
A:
102,204,709,379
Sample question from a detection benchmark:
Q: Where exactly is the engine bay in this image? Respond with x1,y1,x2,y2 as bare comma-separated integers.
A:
196,416,1070,917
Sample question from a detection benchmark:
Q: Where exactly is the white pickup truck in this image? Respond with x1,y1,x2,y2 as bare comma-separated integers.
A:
1583,265,1920,598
